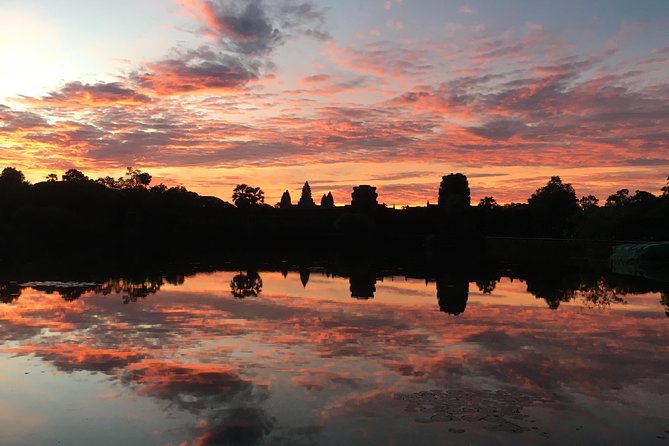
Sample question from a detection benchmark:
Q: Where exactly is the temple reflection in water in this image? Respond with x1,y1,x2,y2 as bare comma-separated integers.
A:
2,262,668,317
436,274,469,315
0,262,666,446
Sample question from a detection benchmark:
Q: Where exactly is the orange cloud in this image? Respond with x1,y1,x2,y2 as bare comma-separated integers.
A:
19,81,152,108
2,15,668,205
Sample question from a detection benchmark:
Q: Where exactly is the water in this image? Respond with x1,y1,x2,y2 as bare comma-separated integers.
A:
0,268,667,445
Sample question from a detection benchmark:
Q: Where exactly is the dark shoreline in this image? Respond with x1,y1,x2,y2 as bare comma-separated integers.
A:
1,235,668,315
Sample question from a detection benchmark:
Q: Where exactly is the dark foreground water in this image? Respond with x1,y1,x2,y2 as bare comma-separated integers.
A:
0,267,667,445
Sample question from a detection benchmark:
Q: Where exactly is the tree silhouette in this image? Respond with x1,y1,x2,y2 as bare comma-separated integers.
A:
579,194,599,211
62,168,89,182
123,167,152,189
528,176,579,236
662,177,669,197
438,173,470,212
96,176,121,189
150,183,168,193
297,181,316,208
529,176,577,209
45,173,58,182
605,189,631,207
232,184,265,208
630,190,656,204
92,168,151,189
279,190,292,209
478,196,499,209
0,167,28,187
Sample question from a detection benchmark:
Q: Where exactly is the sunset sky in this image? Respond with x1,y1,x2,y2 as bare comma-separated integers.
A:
1,0,668,205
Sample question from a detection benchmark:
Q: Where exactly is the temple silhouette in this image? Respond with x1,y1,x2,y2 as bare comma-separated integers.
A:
0,166,666,268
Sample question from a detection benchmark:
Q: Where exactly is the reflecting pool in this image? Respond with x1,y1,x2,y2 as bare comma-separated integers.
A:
0,267,667,445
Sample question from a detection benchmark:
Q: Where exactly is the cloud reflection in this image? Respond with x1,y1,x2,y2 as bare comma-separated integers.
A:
0,269,666,443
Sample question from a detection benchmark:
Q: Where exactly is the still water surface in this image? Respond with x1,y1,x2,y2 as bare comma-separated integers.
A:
0,268,667,445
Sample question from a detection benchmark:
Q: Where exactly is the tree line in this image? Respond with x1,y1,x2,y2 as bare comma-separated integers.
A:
0,166,667,257
473,175,669,239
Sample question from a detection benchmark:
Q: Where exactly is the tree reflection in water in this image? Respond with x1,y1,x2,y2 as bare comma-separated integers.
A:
230,271,263,299
525,270,579,310
579,279,626,308
0,282,21,303
0,263,666,316
98,277,164,304
475,277,498,295
0,263,666,445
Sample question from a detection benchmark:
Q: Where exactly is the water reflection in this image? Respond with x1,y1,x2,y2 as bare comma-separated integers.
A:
230,271,263,298
475,275,498,295
121,361,274,445
436,273,469,315
1,264,668,315
349,270,377,299
525,270,579,310
9,277,167,303
299,266,310,288
0,282,21,303
0,263,666,445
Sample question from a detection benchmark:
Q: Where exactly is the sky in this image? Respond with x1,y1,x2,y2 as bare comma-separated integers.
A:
0,0,668,206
